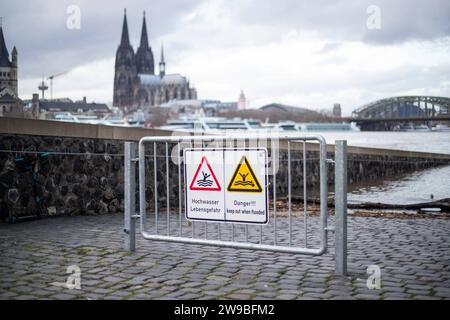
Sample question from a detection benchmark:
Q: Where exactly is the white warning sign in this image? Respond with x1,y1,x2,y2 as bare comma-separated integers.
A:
184,148,268,224
185,149,224,222
224,149,268,224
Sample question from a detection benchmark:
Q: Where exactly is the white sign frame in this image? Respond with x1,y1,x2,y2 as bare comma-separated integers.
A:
184,147,268,225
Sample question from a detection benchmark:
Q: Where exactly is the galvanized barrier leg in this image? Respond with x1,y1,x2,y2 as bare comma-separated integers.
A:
334,140,347,276
124,142,136,252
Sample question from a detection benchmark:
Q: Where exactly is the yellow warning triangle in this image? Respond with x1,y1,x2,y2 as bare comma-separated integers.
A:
227,156,263,193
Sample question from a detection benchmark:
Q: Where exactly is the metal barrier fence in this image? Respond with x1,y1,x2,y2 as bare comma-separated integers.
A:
124,135,348,275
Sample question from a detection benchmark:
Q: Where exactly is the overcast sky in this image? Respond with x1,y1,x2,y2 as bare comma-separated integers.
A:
1,0,449,115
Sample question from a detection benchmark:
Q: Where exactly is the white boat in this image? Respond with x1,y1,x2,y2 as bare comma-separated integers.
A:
98,113,145,127
413,125,432,132
160,117,361,133
398,124,431,132
432,124,450,132
159,119,204,131
159,117,264,133
268,121,360,132
75,114,103,124
53,112,80,123
297,122,360,131
268,121,298,132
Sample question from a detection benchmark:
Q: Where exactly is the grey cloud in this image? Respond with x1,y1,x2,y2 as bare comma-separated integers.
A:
362,0,450,44
2,0,449,81
1,0,449,108
250,62,450,98
0,0,200,79
228,0,450,44
359,63,450,93
317,42,343,54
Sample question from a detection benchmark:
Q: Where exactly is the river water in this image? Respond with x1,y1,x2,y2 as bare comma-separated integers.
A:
315,131,450,204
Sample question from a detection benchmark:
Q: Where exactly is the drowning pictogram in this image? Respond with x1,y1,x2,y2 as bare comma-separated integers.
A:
189,156,221,191
227,156,263,193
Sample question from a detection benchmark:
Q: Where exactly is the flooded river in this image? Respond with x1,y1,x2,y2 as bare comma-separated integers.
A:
317,131,450,204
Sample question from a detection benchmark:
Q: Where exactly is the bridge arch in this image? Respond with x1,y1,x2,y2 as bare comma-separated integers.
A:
352,96,450,119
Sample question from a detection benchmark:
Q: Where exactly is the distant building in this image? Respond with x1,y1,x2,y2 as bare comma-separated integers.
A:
203,100,237,113
24,95,110,119
159,99,237,118
259,103,326,122
260,103,313,115
238,90,246,110
113,10,197,113
333,103,342,117
0,24,23,117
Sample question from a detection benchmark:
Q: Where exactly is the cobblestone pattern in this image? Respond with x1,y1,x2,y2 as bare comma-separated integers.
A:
0,214,449,300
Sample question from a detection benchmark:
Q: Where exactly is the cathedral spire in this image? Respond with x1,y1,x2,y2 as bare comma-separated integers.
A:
114,9,136,108
135,10,154,75
160,42,165,64
120,9,130,46
159,42,166,78
0,23,12,67
139,11,149,48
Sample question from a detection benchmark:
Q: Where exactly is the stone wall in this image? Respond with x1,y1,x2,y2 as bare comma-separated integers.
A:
1,131,450,222
0,134,125,220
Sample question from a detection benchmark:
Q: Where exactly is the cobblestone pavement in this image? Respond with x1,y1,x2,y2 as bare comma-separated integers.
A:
0,214,449,300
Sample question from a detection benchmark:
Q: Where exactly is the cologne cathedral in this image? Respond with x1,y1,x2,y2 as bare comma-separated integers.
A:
113,10,197,113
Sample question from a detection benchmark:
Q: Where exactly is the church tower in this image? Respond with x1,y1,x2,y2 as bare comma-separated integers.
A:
0,22,22,117
112,10,198,110
135,11,154,75
113,9,137,109
159,43,165,78
238,90,246,110
0,24,18,96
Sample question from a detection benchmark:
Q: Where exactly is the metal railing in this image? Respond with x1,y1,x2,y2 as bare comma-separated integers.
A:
124,134,348,275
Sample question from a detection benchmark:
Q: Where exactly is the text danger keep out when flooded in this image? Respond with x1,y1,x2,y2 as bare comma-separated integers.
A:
189,198,264,215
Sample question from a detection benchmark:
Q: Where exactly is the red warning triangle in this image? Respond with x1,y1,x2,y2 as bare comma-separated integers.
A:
189,156,222,191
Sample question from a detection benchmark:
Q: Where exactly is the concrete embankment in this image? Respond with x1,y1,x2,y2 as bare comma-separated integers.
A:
1,117,449,220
